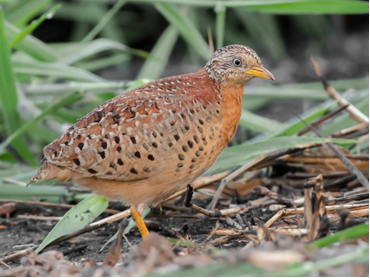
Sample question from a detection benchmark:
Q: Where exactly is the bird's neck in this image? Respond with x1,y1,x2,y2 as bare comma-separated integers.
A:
219,82,245,143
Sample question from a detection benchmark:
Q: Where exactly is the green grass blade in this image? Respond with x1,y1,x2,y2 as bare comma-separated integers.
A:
236,10,285,60
12,60,104,82
36,196,108,253
239,109,286,134
82,0,126,42
5,20,57,62
129,0,369,14
9,4,61,49
5,0,52,28
0,7,38,165
307,223,369,250
137,24,178,80
215,3,226,49
209,137,355,173
0,183,68,203
55,39,144,65
155,3,211,61
0,91,83,153
235,1,369,14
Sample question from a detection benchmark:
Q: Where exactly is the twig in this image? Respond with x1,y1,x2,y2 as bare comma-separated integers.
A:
311,56,369,124
208,147,318,210
207,27,215,54
16,215,62,221
2,178,27,186
291,111,368,188
298,104,349,136
201,221,220,245
0,199,120,214
264,209,285,228
330,122,369,138
184,185,244,217
253,186,294,207
0,248,35,264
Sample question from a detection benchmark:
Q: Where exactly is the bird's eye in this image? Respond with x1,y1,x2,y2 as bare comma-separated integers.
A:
233,58,242,67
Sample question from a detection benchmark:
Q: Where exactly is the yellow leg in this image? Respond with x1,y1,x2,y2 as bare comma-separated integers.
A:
130,206,149,238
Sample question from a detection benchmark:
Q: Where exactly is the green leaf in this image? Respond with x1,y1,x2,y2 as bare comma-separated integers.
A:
272,104,332,137
155,3,211,61
12,60,104,82
0,91,83,153
5,0,52,28
133,0,369,14
5,20,57,62
137,25,178,80
54,39,146,65
36,196,108,253
0,183,68,203
9,4,61,49
0,8,38,165
215,3,226,49
235,1,370,14
307,223,369,250
239,109,286,134
209,136,356,173
82,0,126,42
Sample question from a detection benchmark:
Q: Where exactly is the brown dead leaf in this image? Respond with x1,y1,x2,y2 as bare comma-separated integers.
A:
102,219,127,267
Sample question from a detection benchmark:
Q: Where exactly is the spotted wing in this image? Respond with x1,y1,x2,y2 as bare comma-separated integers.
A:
43,70,219,181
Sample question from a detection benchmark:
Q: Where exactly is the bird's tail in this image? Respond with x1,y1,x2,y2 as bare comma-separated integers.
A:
27,161,63,186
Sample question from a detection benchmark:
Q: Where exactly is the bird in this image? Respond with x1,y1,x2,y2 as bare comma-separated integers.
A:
28,45,274,238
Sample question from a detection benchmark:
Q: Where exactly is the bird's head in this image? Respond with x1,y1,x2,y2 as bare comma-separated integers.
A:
205,45,274,85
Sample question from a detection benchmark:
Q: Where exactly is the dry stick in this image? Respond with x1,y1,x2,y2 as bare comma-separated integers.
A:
208,157,265,210
264,209,285,228
298,104,349,136
208,146,315,211
292,111,368,188
330,122,369,138
325,192,369,206
207,27,215,54
184,185,244,217
0,199,120,214
311,57,369,124
253,186,294,207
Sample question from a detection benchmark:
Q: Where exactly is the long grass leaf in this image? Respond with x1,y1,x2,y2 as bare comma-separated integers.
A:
209,137,355,173
239,109,286,134
307,223,369,250
5,21,57,62
137,25,178,80
36,196,108,253
155,3,211,60
82,0,126,42
215,3,226,49
0,8,38,165
9,4,61,49
5,0,52,28
12,60,104,82
0,91,83,153
131,0,369,14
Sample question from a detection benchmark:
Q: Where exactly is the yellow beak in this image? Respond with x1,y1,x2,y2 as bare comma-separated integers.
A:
244,66,275,81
